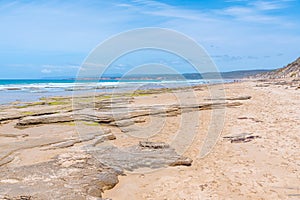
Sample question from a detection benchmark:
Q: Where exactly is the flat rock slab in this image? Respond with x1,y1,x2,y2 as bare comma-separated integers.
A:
15,113,74,128
14,102,242,128
89,142,192,171
0,142,192,199
0,152,120,200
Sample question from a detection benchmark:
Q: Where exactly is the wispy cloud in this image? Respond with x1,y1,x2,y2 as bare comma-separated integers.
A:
118,0,214,21
123,0,295,25
215,0,295,24
41,69,52,74
250,1,289,10
40,64,81,75
42,64,80,69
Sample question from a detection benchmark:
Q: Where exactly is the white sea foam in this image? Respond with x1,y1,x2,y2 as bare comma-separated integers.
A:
0,79,232,104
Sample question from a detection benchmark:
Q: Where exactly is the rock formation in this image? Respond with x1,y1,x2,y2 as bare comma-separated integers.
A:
0,87,249,199
253,57,300,79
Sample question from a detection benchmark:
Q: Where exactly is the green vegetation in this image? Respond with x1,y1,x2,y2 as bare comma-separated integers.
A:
16,87,174,110
16,101,45,108
61,121,100,126
62,122,76,126
40,96,71,105
95,95,114,100
82,121,100,126
48,101,70,106
21,111,35,115
50,97,69,101
131,92,151,97
131,88,173,96
16,105,30,109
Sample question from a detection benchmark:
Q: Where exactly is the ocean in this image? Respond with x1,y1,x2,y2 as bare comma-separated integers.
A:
0,79,229,104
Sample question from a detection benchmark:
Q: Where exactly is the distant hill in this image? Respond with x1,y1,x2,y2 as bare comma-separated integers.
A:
121,70,271,80
253,57,300,79
199,70,271,79
44,69,271,81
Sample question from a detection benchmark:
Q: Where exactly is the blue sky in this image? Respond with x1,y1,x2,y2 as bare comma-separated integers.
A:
0,0,300,78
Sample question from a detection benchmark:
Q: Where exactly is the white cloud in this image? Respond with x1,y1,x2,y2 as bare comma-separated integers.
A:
126,0,294,25
41,69,52,73
42,64,80,70
128,0,214,21
250,0,291,10
40,64,80,74
214,0,295,25
115,3,133,8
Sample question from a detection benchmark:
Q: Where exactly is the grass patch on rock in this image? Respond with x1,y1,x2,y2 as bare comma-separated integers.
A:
16,101,45,108
21,111,35,116
48,101,70,106
61,121,100,126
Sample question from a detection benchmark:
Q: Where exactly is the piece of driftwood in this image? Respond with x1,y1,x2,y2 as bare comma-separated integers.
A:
223,133,261,143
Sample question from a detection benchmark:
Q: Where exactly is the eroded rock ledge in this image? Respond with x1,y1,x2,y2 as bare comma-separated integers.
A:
0,87,248,199
13,101,242,128
0,142,192,200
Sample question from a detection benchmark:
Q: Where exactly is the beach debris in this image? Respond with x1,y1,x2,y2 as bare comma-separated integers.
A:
237,116,263,123
255,84,270,87
139,141,170,149
134,117,147,123
205,96,252,101
0,195,32,200
223,133,261,143
169,157,193,166
0,133,28,138
224,96,252,100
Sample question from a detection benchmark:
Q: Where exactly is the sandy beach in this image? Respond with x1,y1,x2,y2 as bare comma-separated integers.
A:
0,79,299,200
2,0,300,199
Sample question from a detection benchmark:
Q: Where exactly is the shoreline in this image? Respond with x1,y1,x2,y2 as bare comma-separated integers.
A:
0,79,299,199
0,79,234,105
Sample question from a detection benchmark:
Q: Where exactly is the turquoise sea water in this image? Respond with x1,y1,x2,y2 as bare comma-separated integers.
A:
0,79,229,104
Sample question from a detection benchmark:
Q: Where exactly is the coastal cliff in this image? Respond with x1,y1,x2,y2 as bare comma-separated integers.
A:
253,57,300,79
